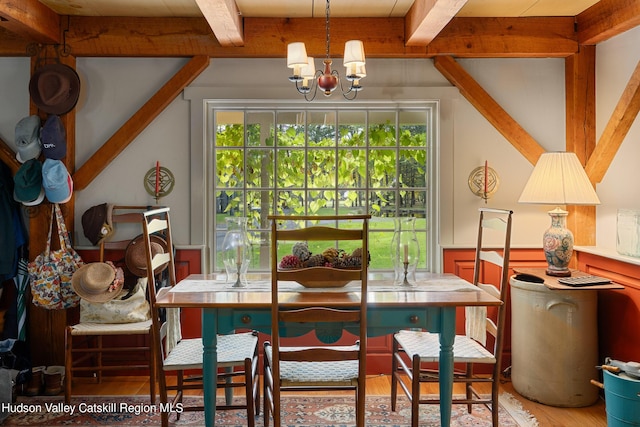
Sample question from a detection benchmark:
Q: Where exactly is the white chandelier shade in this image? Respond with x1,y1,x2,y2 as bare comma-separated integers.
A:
286,0,366,101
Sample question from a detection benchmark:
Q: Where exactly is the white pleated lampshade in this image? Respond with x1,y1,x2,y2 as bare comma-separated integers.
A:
518,151,600,205
354,64,366,79
343,40,365,66
301,57,316,79
287,42,309,68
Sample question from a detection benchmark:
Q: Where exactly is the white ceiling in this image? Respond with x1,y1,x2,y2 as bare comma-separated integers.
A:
37,0,601,18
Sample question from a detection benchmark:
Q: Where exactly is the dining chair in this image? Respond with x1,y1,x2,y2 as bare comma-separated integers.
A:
142,208,260,427
65,206,157,404
391,208,513,427
264,214,370,427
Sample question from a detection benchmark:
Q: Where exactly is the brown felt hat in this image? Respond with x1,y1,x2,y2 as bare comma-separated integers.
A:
125,234,169,277
29,64,81,115
72,262,122,303
81,203,114,246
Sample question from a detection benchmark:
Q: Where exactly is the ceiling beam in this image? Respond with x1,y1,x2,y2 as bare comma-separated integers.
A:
73,55,210,190
405,0,468,46
434,55,546,165
578,0,640,45
428,17,578,58
0,15,584,58
40,16,421,58
195,0,244,47
0,0,60,44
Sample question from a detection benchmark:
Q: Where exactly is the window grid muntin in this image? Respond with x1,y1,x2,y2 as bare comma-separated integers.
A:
211,105,433,272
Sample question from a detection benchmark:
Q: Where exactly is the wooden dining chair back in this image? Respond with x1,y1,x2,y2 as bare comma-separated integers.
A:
264,214,370,427
143,208,260,427
391,208,513,427
65,206,157,404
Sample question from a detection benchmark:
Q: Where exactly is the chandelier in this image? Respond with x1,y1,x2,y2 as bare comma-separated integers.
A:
286,0,366,101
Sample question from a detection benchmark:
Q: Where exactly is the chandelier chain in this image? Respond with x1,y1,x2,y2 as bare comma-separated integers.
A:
325,0,331,59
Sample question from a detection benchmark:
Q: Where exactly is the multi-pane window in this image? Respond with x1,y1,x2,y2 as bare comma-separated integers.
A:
210,105,435,272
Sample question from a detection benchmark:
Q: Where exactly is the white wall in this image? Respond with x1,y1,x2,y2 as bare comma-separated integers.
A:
2,36,636,261
595,26,640,252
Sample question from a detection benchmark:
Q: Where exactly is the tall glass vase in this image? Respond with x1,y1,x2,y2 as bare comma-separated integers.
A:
221,217,251,287
391,217,420,286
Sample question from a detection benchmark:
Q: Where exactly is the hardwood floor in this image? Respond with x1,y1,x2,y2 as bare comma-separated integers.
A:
67,374,608,426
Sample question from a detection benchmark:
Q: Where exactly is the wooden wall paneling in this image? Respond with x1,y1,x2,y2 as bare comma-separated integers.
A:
175,249,202,339
576,251,640,364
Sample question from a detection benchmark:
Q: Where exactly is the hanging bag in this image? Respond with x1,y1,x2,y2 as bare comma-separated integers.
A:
28,204,84,309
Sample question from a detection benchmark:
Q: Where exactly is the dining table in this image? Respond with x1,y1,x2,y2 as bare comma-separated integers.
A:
154,272,502,427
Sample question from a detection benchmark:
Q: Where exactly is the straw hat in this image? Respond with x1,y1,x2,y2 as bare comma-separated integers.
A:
72,262,123,303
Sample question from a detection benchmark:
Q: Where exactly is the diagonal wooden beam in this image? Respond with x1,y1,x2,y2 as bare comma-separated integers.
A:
194,0,243,47
73,55,210,191
434,55,546,165
585,57,640,183
0,0,60,44
0,137,20,175
405,0,468,46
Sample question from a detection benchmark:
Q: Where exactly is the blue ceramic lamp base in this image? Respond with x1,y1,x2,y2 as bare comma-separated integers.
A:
543,207,573,277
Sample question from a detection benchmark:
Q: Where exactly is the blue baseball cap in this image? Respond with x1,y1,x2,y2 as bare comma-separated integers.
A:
41,115,67,160
42,159,73,203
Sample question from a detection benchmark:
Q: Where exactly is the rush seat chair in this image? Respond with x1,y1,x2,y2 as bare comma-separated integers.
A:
142,208,260,427
264,214,370,427
65,206,157,404
391,208,513,427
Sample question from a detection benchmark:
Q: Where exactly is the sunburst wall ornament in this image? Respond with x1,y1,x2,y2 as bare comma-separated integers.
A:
144,161,175,203
468,161,499,203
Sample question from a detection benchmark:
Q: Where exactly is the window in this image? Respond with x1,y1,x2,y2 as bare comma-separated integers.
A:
208,103,437,272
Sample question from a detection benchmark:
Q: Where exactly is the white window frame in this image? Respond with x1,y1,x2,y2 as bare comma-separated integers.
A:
203,100,439,274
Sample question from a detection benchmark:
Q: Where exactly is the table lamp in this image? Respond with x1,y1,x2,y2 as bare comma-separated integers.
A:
518,152,600,277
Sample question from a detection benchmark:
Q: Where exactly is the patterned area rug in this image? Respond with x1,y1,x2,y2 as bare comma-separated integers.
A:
2,393,538,426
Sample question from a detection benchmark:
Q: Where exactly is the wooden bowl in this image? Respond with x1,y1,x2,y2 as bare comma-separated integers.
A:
278,266,358,288
295,279,351,288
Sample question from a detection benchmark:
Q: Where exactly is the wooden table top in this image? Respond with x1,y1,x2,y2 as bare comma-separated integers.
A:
155,272,502,309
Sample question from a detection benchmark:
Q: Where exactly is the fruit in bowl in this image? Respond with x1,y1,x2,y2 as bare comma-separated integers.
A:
278,243,368,270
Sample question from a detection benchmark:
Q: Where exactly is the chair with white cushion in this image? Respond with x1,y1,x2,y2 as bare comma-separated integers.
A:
143,208,260,427
65,206,157,404
264,214,370,427
391,208,513,427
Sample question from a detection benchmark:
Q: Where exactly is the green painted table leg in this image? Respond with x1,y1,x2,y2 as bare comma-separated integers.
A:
202,308,217,427
439,307,456,427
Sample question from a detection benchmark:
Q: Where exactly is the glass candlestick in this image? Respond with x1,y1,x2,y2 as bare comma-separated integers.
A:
221,217,251,287
391,217,419,286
